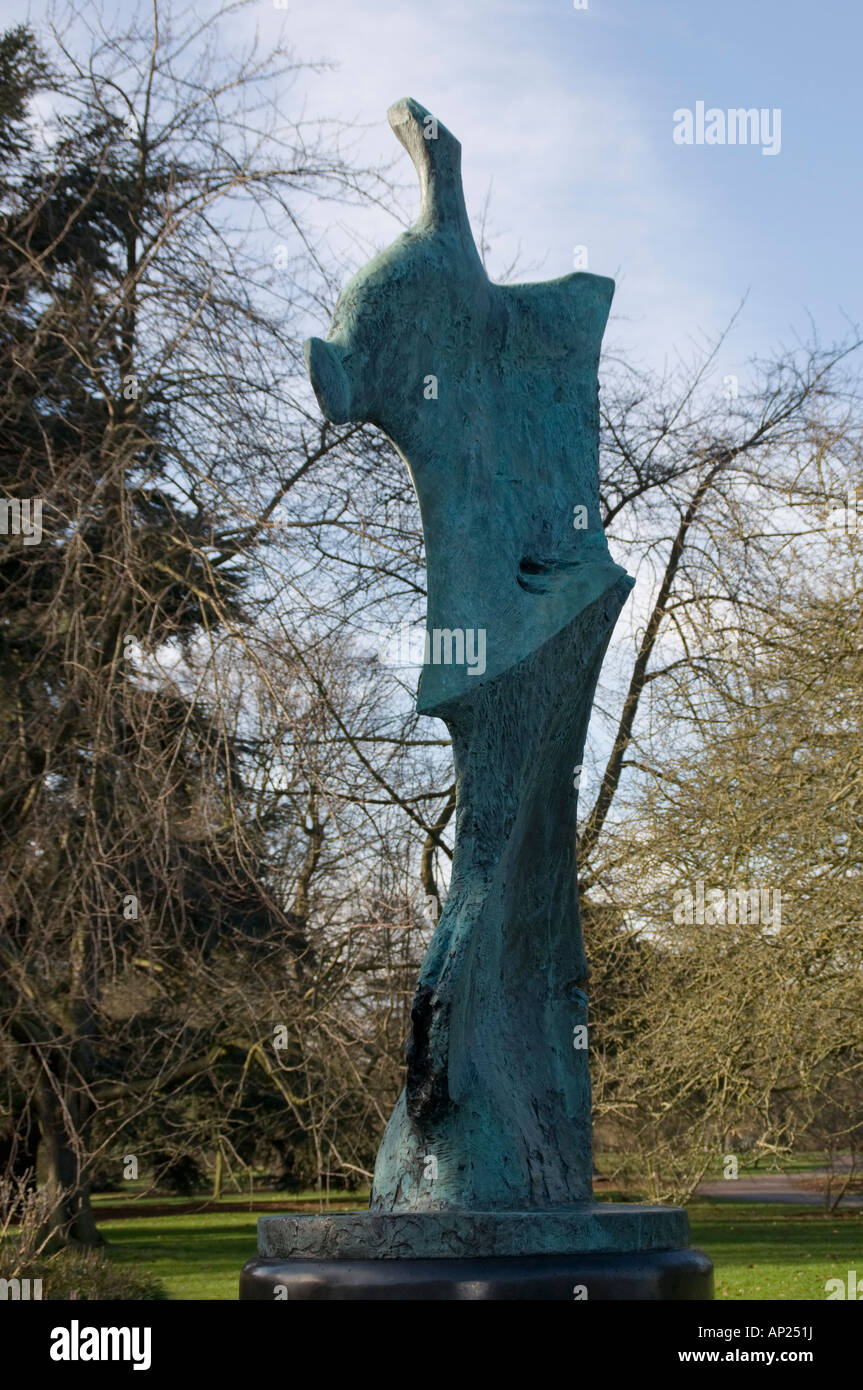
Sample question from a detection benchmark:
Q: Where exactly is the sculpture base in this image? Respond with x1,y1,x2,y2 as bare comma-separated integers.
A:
240,1247,713,1300
239,1205,713,1300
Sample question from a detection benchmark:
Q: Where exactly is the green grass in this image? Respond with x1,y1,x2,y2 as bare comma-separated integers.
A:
688,1201,863,1300
100,1211,261,1300
698,1152,841,1179
91,1187,368,1210
97,1191,369,1299
94,1198,863,1300
592,1151,840,1180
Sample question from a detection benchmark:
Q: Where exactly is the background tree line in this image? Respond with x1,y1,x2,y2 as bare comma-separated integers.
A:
0,0,860,1248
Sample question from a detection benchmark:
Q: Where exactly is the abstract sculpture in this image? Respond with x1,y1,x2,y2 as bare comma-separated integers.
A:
241,99,713,1299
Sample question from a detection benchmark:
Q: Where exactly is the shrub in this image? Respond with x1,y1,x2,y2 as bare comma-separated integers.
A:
3,1249,167,1301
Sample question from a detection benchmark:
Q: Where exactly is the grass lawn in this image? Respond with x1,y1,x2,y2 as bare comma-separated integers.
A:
90,1185,366,1209
593,1151,842,1180
99,1210,261,1300
689,1201,863,1300
97,1188,367,1299
94,1197,862,1301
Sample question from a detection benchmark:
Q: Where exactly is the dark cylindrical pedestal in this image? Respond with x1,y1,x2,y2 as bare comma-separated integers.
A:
240,1247,713,1300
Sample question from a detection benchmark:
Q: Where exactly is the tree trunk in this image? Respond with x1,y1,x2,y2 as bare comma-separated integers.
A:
212,1148,224,1201
35,1069,103,1249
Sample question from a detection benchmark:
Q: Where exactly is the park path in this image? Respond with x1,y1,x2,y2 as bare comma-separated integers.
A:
696,1168,863,1207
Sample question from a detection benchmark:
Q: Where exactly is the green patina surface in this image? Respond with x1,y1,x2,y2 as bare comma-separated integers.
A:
256,1206,689,1261
301,98,659,1240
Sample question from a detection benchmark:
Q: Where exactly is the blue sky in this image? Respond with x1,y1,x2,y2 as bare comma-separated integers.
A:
7,0,858,823
250,0,860,371
11,0,860,372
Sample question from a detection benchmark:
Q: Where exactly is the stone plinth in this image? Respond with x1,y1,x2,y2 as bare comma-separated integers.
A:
239,1206,713,1300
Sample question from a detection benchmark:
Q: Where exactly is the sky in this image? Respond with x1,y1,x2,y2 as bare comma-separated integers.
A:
8,0,861,375
5,0,859,818
249,0,860,374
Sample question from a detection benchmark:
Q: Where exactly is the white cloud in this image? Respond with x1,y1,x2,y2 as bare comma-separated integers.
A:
244,0,726,364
